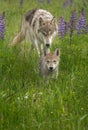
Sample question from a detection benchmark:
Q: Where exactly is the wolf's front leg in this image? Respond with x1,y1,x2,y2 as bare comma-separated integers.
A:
38,43,44,56
34,40,41,56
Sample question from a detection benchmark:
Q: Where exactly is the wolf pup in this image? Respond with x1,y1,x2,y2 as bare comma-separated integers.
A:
10,9,57,56
39,48,60,79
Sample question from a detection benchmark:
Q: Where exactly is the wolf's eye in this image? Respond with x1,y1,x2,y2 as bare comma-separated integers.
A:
47,60,50,63
42,31,47,36
49,22,52,25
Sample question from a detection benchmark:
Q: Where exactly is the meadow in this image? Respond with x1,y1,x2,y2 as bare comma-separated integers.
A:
0,0,88,130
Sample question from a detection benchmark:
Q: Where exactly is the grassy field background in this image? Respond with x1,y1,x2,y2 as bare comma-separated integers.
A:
0,0,88,130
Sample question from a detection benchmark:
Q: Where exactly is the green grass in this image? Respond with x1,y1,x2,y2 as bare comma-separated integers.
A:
0,0,88,130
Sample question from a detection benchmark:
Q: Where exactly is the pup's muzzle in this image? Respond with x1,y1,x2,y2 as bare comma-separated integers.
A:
49,67,54,71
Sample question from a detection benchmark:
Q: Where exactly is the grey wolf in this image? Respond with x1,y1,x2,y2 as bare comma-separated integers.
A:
10,9,57,56
39,48,60,79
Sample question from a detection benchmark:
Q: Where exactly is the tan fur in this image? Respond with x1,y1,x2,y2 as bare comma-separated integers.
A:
39,48,60,79
10,9,58,56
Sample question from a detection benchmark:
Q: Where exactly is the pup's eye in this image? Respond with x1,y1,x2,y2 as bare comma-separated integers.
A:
53,60,57,63
42,22,45,25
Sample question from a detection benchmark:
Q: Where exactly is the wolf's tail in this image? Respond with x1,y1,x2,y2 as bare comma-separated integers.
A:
10,31,25,46
10,19,28,47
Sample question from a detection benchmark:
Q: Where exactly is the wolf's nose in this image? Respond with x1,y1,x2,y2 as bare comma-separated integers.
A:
46,43,50,48
49,67,53,70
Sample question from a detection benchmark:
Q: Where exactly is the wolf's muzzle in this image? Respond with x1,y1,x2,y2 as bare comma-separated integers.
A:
46,43,50,48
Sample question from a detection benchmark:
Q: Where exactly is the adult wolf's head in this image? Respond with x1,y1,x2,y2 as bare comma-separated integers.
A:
38,17,57,48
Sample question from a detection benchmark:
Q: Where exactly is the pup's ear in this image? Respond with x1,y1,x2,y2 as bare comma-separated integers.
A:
39,17,43,25
55,48,60,56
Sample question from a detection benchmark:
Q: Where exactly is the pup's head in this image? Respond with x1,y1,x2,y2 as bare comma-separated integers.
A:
38,17,57,48
44,48,60,72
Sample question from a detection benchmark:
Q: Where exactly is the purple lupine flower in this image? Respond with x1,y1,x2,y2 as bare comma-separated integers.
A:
77,8,86,34
47,0,50,4
67,10,77,44
20,0,23,6
0,12,5,39
70,10,77,30
63,0,68,8
86,24,88,33
81,8,86,17
65,21,69,34
58,17,67,38
38,0,43,3
70,0,73,5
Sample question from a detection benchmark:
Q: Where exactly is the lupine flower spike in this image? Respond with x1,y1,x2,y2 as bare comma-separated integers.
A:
77,8,86,34
86,24,88,33
58,17,67,39
20,0,23,7
0,12,6,39
69,10,77,44
70,10,77,30
38,0,43,3
47,0,50,4
63,0,68,8
70,0,73,5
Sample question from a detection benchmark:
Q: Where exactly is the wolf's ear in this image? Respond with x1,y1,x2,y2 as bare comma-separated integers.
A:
39,17,43,25
55,48,60,56
2,12,5,17
51,16,56,24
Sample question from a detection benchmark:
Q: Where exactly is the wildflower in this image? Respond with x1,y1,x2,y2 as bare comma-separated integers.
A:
70,10,77,30
86,24,88,33
69,10,77,40
51,111,53,114
0,12,5,39
70,0,73,5
38,0,43,3
77,8,86,34
47,0,50,4
63,0,73,8
24,92,29,99
58,17,66,38
63,0,68,8
20,0,23,6
17,97,20,100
